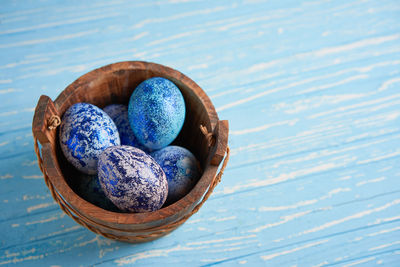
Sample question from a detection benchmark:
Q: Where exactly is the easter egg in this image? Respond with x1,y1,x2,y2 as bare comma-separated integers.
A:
128,77,185,150
150,146,201,204
74,173,120,212
98,145,168,212
103,104,149,152
59,103,120,174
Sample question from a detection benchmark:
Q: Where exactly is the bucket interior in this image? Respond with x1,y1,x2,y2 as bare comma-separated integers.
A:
53,65,214,210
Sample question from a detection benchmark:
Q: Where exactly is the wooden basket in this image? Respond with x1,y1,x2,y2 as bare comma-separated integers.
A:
32,61,229,243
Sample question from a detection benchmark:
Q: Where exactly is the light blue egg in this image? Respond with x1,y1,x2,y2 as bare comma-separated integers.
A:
98,145,168,212
128,77,186,150
150,146,201,204
59,103,120,174
103,104,150,153
74,173,120,212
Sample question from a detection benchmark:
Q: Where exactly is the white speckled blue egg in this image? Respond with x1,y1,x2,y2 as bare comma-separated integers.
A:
74,173,120,212
103,104,150,153
98,145,168,212
128,77,185,151
59,103,120,175
150,146,201,204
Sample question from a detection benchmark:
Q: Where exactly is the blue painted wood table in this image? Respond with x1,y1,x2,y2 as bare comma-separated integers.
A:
1,0,400,266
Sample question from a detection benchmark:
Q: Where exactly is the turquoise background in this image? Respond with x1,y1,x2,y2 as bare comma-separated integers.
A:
1,0,400,266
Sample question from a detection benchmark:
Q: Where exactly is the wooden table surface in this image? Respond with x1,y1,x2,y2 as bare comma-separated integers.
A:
1,0,400,266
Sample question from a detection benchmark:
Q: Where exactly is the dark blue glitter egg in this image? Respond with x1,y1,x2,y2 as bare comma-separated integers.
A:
103,104,149,153
150,146,200,204
128,77,186,150
74,173,120,212
98,145,168,212
59,103,120,174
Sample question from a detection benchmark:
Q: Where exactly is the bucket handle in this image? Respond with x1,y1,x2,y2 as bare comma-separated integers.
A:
32,95,60,146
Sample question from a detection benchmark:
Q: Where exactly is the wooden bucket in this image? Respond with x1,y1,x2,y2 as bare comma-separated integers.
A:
32,61,229,243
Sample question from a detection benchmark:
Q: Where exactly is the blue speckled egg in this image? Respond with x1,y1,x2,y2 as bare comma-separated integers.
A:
128,77,186,150
103,104,149,153
98,145,168,212
59,103,120,174
74,173,120,212
150,146,201,204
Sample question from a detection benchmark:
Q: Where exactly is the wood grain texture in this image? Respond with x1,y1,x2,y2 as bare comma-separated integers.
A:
1,0,400,266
